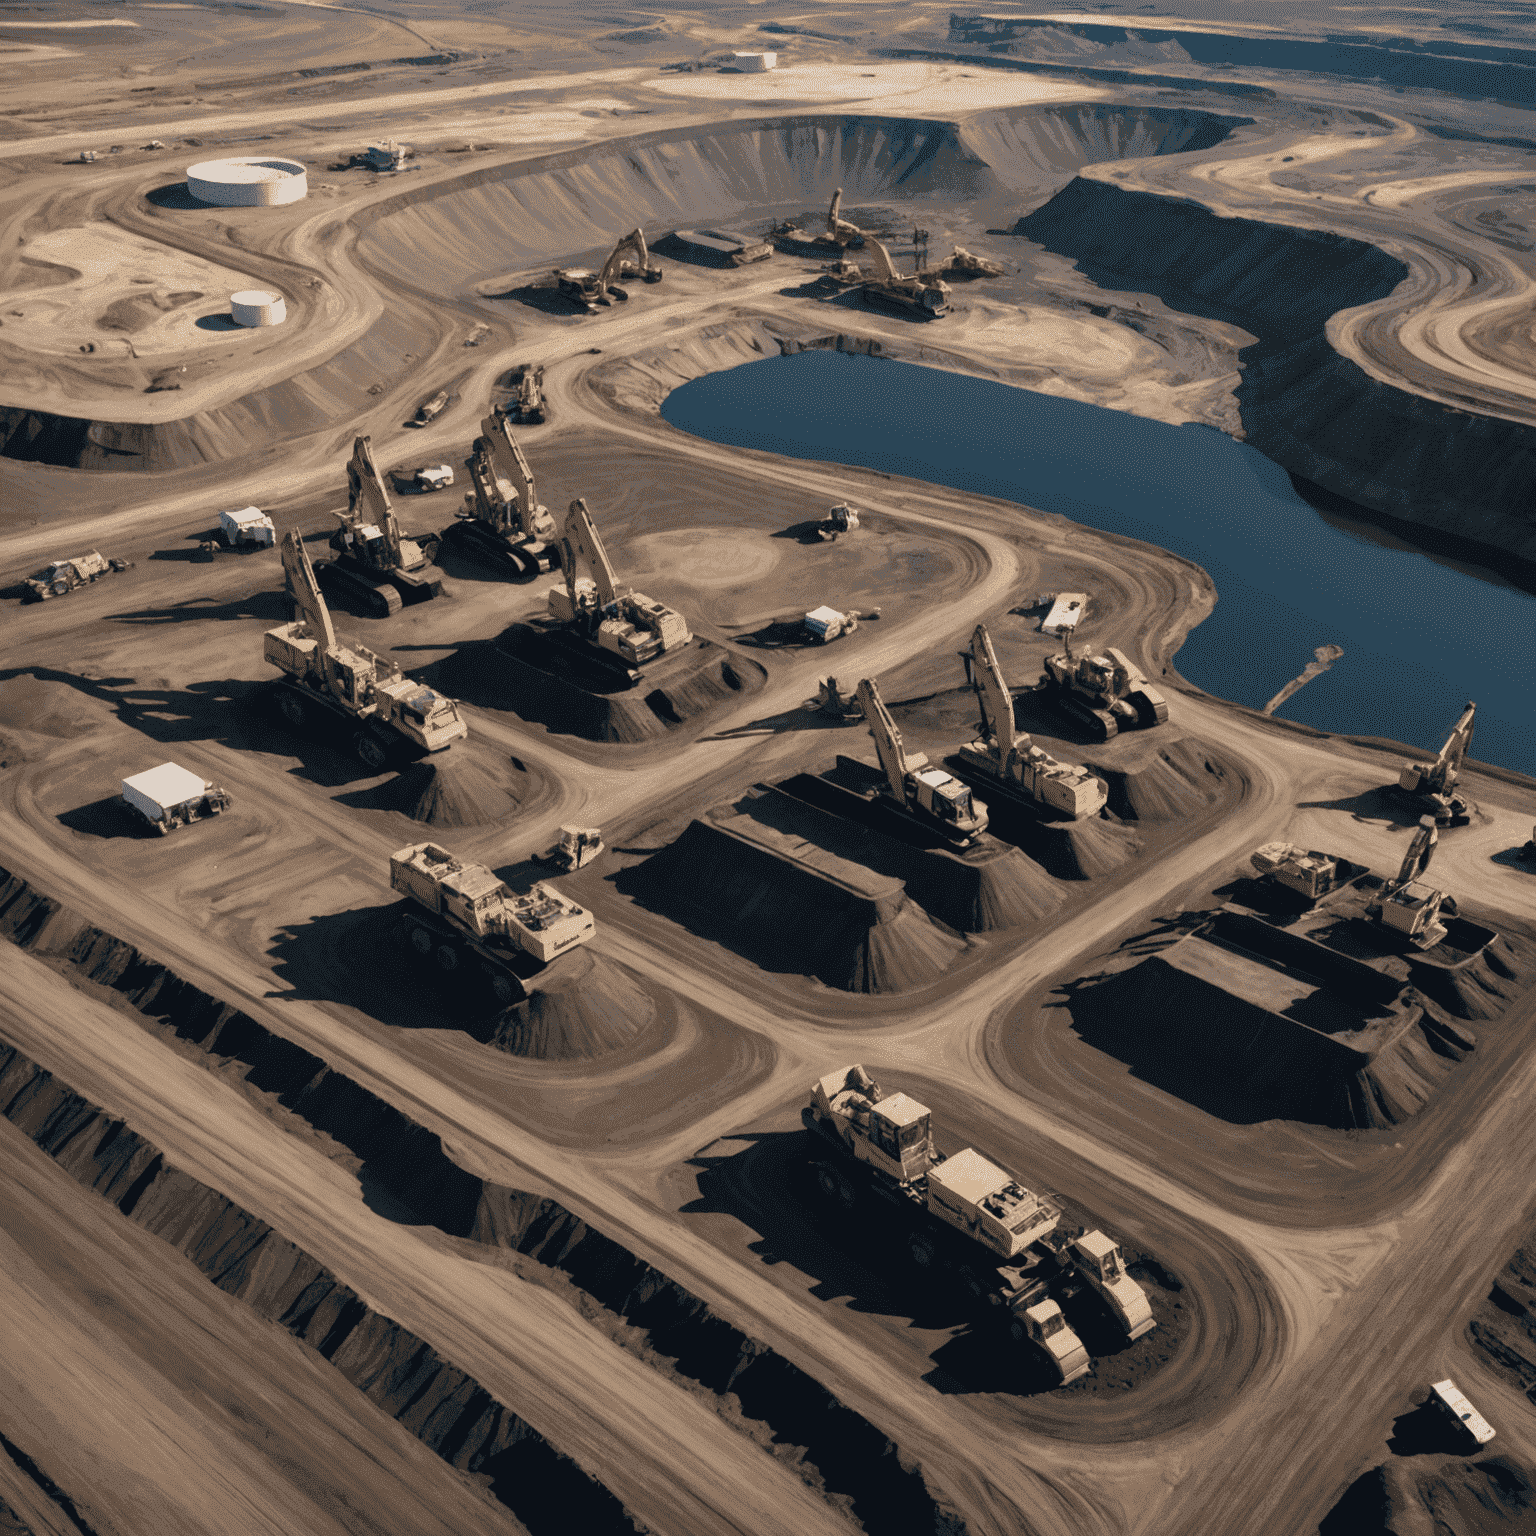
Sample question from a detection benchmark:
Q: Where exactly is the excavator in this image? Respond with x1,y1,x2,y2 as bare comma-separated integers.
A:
1039,630,1168,741
510,363,546,424
957,624,1108,820
859,237,950,319
264,531,467,769
445,408,560,577
554,229,663,313
856,677,989,847
1367,815,1456,950
772,187,867,254
542,497,692,683
1397,701,1476,825
321,437,444,617
926,246,1005,279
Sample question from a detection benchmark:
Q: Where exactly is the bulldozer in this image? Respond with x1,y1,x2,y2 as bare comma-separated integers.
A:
957,624,1107,820
859,236,950,319
1249,843,1351,902
1039,631,1168,741
816,503,860,542
1367,815,1455,950
857,677,989,847
320,437,444,617
1397,701,1476,826
926,246,1005,279
264,531,467,769
554,229,662,313
445,408,560,577
542,497,692,682
772,187,867,255
536,825,605,873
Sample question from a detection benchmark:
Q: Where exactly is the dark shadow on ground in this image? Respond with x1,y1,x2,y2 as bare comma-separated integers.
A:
194,313,241,332
1388,1403,1471,1458
144,182,210,210
107,590,288,625
1295,784,1435,827
483,283,582,316
57,796,146,840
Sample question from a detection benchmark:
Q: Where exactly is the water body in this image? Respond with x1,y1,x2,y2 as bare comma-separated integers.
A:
663,350,1536,776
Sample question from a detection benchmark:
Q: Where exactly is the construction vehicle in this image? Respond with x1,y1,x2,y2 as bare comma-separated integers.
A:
773,187,866,254
1398,701,1476,825
805,1065,1090,1384
857,677,989,847
803,605,861,644
543,497,691,678
1068,1231,1155,1341
411,391,449,427
391,842,594,998
536,825,605,873
321,436,444,617
824,256,863,285
265,531,467,769
413,465,454,493
1249,843,1352,902
1520,825,1536,864
22,551,129,601
555,229,662,313
510,364,546,424
363,140,409,171
446,408,560,577
674,228,774,266
807,676,864,720
860,237,950,319
957,624,1107,820
1366,815,1456,950
120,763,231,835
927,246,1006,279
1427,1381,1497,1449
1039,633,1168,741
816,504,860,542
216,506,276,549
1040,593,1087,637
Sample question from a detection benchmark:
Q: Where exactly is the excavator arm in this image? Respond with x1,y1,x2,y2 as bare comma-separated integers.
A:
346,435,405,564
826,187,863,244
969,624,1016,761
559,497,623,608
1397,816,1440,887
482,409,551,538
857,678,910,806
280,530,336,655
862,237,898,283
599,229,652,291
1432,702,1476,788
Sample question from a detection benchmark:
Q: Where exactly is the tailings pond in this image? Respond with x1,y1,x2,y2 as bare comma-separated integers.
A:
663,350,1536,777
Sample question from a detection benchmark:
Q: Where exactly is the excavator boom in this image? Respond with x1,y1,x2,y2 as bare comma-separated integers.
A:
969,624,1016,761
599,229,651,291
1434,702,1476,782
482,408,545,535
863,236,897,283
559,497,623,608
347,436,404,564
280,530,335,654
1397,816,1440,888
857,678,910,805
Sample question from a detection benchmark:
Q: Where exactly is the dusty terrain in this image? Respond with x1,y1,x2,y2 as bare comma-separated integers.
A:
3,4,1536,1535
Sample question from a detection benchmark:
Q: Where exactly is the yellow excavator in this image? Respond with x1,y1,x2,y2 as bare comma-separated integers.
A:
447,407,560,577
1367,815,1455,950
1398,701,1476,826
554,228,663,312
957,624,1108,820
1039,630,1168,741
859,236,950,319
772,186,867,254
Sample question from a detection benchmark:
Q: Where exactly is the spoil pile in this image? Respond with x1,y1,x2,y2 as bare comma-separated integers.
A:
1083,734,1228,821
1469,1222,1536,1398
388,754,517,827
986,804,1140,881
1321,1455,1535,1535
487,949,654,1060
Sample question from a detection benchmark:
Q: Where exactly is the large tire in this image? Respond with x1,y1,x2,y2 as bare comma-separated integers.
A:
1008,1317,1027,1344
354,732,389,772
50,578,71,596
277,690,306,728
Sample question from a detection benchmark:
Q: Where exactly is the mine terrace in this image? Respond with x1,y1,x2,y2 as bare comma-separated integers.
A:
1,2,1535,1535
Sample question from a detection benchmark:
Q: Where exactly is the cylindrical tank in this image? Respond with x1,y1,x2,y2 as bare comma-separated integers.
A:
186,156,307,207
230,290,287,327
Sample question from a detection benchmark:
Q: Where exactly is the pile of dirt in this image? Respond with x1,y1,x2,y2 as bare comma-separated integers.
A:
389,754,517,827
1005,811,1142,881
619,816,965,994
1083,734,1228,821
1409,931,1536,1022
487,949,654,1060
1468,1224,1536,1399
1321,1454,1535,1535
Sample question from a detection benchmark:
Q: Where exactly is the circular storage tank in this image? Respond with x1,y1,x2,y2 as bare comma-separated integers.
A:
186,156,307,207
230,290,287,327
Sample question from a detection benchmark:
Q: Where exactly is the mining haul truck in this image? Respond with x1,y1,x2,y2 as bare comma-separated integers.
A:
446,407,560,576
957,623,1107,820
555,229,662,312
803,605,860,643
1397,701,1476,826
857,677,989,847
390,841,594,1001
265,531,467,769
1367,815,1456,950
216,506,276,549
805,1065,1091,1383
535,496,691,686
1249,843,1366,902
23,550,129,601
120,762,231,834
321,436,444,617
1039,634,1167,741
816,504,860,542
412,390,449,427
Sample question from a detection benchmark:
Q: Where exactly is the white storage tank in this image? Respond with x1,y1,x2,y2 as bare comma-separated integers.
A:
230,290,287,327
186,156,308,207
733,51,776,71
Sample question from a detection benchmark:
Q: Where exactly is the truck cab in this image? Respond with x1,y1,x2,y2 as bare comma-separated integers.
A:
1016,1300,1090,1384
1070,1230,1156,1340
907,766,987,839
1250,842,1343,901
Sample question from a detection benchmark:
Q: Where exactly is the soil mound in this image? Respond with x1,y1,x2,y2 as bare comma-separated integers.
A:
1006,810,1141,880
1083,733,1228,821
487,949,654,1060
621,815,964,994
1322,1454,1535,1535
1409,931,1536,1021
390,754,517,827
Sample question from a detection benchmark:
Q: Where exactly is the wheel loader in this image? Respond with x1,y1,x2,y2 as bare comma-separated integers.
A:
444,407,560,577
1038,632,1167,741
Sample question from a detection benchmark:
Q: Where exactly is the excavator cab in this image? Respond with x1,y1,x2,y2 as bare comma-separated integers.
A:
913,769,982,830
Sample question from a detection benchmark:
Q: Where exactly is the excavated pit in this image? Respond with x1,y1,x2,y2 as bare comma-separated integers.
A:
0,866,971,1536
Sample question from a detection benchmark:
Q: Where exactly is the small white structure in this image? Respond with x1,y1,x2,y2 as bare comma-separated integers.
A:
733,51,777,71
217,506,276,547
187,156,307,207
230,290,287,327
121,763,231,834
1042,592,1087,636
364,140,410,171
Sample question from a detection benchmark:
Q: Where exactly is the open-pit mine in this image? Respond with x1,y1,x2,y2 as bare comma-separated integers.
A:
3,3,1536,1534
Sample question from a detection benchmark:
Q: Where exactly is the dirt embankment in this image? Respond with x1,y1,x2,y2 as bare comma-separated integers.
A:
1468,1222,1536,1404
1015,176,1536,565
1320,1453,1536,1535
0,867,972,1536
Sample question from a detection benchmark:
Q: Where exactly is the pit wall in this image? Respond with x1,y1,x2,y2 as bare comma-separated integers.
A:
0,105,1245,474
1016,176,1536,564
0,867,971,1536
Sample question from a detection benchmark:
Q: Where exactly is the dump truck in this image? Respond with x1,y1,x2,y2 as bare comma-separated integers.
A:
321,436,444,617
1249,842,1363,901
860,236,950,319
1398,701,1476,826
555,229,662,312
536,825,605,873
805,1065,1090,1384
265,530,467,769
928,246,1005,279
1367,815,1456,950
816,504,860,542
391,842,594,998
510,363,546,423
858,677,989,847
803,605,860,644
447,408,560,576
23,550,129,601
673,227,773,266
216,506,276,549
412,390,449,427
1039,633,1167,741
1069,1231,1155,1341
957,624,1107,820
543,496,691,681
120,763,232,834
